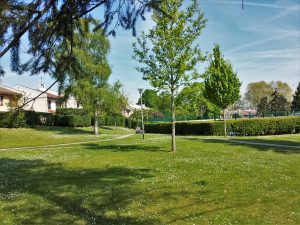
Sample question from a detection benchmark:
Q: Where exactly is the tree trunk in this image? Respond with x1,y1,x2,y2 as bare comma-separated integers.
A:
171,94,176,153
223,109,226,137
94,109,98,135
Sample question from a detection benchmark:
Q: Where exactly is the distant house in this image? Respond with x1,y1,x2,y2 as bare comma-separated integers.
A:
11,83,81,113
0,84,22,112
13,84,48,112
122,104,149,117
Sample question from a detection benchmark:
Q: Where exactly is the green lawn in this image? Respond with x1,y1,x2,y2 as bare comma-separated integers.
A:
0,127,299,224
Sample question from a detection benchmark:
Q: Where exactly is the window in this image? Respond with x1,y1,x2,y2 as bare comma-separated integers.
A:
0,96,3,106
48,100,51,109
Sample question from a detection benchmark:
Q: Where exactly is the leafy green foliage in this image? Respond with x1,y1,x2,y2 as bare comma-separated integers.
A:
0,0,162,76
269,89,291,112
291,82,300,112
257,97,269,115
176,82,220,118
204,45,241,110
137,89,160,109
133,0,207,151
56,108,88,116
145,117,300,136
245,81,273,108
245,81,293,109
0,111,53,128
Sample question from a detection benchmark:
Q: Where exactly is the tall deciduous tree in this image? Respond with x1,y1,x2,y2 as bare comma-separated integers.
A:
176,82,219,119
137,89,160,109
270,81,293,102
269,88,290,112
56,19,111,135
245,81,273,109
204,45,241,137
245,81,293,109
133,0,207,152
291,82,300,112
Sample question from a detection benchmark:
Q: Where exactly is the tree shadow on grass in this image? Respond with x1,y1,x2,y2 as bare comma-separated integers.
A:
82,143,166,152
0,158,159,225
201,138,300,154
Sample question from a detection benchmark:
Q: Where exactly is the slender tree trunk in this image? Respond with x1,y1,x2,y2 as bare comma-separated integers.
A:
171,93,176,153
94,109,98,135
223,109,226,137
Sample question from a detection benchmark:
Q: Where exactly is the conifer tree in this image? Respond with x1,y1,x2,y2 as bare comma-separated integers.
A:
291,82,300,112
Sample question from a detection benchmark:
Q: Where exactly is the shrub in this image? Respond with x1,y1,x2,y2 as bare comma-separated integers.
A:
56,108,88,116
144,117,300,136
0,111,26,128
56,115,91,127
55,108,91,127
24,111,56,127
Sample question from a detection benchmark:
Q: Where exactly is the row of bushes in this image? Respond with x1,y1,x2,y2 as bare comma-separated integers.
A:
0,109,140,129
144,117,300,136
94,116,141,130
0,110,91,128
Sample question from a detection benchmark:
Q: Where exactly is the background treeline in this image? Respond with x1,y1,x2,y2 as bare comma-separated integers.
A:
137,81,300,121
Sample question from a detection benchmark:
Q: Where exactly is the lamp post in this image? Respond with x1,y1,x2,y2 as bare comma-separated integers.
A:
138,88,145,139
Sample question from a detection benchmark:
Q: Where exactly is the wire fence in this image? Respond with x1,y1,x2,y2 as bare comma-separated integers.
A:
147,111,300,123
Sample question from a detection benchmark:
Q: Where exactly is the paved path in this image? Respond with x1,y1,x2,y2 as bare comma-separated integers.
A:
205,138,300,149
0,134,134,151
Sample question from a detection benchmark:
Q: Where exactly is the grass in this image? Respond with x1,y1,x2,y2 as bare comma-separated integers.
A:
0,127,299,224
0,126,131,148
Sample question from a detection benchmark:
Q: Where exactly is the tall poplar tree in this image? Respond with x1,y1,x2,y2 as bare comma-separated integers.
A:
204,45,241,137
56,19,111,135
133,0,207,152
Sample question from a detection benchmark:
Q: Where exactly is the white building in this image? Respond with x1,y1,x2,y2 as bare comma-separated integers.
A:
14,84,49,113
0,84,22,112
11,83,81,113
122,104,149,117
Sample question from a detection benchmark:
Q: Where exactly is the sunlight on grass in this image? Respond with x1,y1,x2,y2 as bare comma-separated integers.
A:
0,127,299,224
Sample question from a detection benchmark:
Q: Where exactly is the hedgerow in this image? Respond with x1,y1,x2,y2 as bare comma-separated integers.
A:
144,117,300,136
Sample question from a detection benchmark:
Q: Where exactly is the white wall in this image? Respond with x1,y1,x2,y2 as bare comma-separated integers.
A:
49,99,57,111
14,85,48,113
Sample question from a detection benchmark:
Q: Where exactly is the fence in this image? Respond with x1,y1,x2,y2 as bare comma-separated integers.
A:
147,111,300,123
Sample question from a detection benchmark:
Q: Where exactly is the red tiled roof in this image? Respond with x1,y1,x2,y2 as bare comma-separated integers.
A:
47,92,59,99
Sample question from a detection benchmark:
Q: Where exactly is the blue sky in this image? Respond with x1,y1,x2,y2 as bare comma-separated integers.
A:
1,0,299,104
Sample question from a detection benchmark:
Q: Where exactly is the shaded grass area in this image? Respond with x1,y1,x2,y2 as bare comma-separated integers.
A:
0,130,299,224
0,126,132,148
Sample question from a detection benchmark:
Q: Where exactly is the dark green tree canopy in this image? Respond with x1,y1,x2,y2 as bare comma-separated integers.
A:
137,89,160,109
176,82,219,117
204,44,241,110
0,0,163,76
257,96,269,115
269,89,290,112
291,82,300,112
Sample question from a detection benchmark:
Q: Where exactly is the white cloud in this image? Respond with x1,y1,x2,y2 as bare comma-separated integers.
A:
203,0,298,10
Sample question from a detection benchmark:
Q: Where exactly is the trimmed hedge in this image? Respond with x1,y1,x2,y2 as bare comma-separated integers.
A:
56,115,91,127
0,110,91,128
144,117,300,136
56,108,91,127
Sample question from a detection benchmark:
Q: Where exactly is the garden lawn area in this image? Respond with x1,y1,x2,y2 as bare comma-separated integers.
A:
0,126,131,148
0,127,299,225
